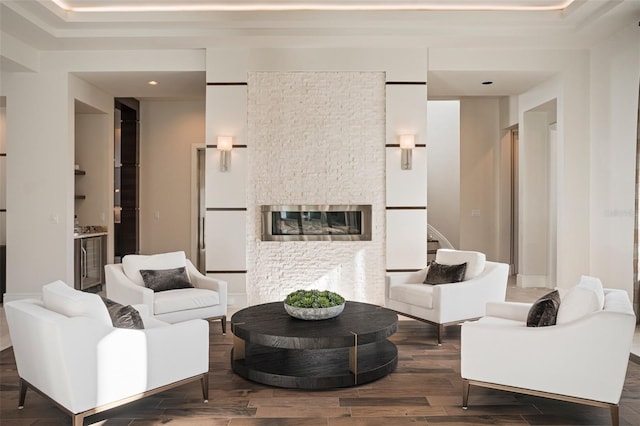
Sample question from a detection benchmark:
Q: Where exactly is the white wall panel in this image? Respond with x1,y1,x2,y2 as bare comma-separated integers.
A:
207,48,427,83
207,272,247,307
386,84,428,146
386,146,427,207
427,100,460,249
206,147,247,208
205,210,246,271
386,209,428,269
206,85,247,146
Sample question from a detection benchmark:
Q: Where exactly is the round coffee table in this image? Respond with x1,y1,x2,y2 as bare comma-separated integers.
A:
230,301,398,389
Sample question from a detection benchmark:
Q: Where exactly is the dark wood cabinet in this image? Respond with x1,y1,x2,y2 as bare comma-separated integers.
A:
114,98,139,259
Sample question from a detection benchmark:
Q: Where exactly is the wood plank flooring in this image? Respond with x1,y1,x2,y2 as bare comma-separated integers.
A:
1,321,639,425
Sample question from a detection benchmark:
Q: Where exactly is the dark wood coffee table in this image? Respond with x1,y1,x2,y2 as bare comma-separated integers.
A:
230,301,398,389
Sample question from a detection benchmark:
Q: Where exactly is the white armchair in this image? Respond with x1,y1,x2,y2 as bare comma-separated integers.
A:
386,249,509,344
5,280,210,426
461,277,636,426
105,251,227,333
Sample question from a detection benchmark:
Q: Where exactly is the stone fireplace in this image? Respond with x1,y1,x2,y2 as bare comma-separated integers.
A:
246,71,386,306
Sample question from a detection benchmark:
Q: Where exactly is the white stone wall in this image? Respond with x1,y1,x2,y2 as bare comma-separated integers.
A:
246,71,386,305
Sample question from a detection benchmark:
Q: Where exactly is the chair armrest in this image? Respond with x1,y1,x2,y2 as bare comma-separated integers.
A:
105,264,154,309
186,261,228,309
142,319,210,388
485,301,532,322
386,268,429,287
65,319,209,409
433,261,509,323
461,310,636,404
132,303,150,317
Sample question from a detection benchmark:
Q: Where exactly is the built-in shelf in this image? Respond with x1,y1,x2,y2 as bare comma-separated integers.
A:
75,169,86,199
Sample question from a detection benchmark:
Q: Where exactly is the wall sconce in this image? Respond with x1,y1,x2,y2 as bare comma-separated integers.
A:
399,134,415,170
217,136,233,172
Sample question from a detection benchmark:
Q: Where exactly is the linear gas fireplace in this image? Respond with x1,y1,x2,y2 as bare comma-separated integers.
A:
261,205,372,241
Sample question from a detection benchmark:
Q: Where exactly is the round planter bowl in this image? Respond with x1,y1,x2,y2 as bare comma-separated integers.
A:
284,302,345,320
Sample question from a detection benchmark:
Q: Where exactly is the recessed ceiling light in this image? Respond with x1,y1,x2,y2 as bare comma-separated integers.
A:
482,81,494,85
148,80,159,86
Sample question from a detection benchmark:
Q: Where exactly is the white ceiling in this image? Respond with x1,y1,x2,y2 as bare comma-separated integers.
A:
2,0,639,99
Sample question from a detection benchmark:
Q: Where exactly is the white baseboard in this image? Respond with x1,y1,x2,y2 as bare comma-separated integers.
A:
516,274,549,288
227,293,248,310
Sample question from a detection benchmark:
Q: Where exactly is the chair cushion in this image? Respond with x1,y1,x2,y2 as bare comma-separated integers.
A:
435,249,486,280
122,251,187,286
556,276,605,324
388,283,434,309
101,297,145,329
423,261,467,285
42,280,112,327
153,288,221,315
526,290,561,327
140,266,193,292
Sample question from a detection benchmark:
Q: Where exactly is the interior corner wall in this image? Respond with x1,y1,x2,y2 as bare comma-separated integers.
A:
139,100,205,256
589,22,640,298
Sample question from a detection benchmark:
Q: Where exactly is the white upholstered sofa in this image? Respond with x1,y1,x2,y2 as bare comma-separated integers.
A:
105,251,227,333
461,276,636,426
5,280,210,426
386,249,509,344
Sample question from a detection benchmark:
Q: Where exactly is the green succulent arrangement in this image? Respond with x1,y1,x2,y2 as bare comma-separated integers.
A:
284,289,345,309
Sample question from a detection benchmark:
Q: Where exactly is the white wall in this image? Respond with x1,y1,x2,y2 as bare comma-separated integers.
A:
516,51,591,290
427,100,460,249
74,112,111,229
139,100,205,255
3,70,74,298
519,110,551,286
590,22,640,299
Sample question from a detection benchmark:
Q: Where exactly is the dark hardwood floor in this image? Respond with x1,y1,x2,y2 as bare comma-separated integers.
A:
1,321,639,425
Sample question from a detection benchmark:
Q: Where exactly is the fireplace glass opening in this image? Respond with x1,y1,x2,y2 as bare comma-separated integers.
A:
261,205,372,241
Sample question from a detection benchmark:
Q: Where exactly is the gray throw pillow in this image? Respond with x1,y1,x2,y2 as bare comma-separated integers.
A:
140,266,193,292
101,297,144,329
526,290,561,327
423,261,467,285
